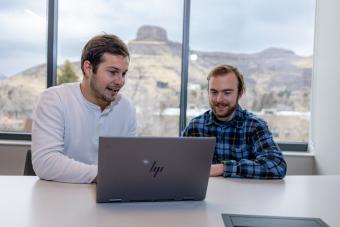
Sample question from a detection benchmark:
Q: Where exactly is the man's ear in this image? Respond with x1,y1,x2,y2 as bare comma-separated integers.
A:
82,60,92,78
238,90,244,99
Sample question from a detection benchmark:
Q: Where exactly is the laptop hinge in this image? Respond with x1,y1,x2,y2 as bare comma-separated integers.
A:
182,197,195,200
108,198,123,202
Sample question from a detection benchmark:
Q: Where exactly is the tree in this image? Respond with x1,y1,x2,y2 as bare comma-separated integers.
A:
57,60,78,85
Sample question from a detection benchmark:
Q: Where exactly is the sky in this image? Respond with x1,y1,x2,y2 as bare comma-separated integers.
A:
0,0,316,77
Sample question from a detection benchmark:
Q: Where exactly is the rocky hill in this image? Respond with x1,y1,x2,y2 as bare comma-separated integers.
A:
126,25,311,113
0,25,312,136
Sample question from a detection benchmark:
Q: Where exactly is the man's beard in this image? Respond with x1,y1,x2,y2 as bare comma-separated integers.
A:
210,100,238,121
90,74,119,103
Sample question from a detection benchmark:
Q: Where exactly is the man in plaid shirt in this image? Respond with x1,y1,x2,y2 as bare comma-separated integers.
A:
182,64,286,179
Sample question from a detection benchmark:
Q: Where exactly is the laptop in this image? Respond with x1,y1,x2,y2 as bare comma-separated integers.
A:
96,136,215,203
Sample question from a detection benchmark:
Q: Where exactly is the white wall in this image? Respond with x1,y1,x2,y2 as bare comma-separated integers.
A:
311,0,340,174
284,153,315,175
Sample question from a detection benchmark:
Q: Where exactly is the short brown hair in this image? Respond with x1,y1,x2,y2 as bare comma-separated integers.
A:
81,34,130,74
207,64,245,96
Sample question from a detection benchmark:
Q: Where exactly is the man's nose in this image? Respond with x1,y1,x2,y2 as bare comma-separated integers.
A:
215,93,224,102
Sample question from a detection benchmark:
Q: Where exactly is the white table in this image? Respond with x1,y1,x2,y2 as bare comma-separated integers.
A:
0,176,339,227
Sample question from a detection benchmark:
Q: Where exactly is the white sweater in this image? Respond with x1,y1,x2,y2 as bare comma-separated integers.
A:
31,83,136,183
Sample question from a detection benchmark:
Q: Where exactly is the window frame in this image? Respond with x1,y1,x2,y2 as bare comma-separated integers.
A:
0,0,309,152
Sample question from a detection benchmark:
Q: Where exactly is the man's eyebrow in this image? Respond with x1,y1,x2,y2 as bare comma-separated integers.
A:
209,88,234,91
106,66,121,71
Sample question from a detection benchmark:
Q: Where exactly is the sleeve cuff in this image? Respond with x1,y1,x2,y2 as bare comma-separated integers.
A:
88,165,98,183
222,160,239,177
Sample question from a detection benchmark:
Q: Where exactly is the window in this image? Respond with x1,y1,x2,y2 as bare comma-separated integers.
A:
58,0,183,136
188,0,316,143
1,0,316,149
0,1,47,133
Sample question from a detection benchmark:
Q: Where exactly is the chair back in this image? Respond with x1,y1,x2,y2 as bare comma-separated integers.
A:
24,149,36,176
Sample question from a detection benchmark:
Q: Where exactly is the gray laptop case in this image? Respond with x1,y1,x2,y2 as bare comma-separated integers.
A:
96,137,215,203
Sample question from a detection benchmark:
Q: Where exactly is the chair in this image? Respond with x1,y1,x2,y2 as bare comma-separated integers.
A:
23,149,36,176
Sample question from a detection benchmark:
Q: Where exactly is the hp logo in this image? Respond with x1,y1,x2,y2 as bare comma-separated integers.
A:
149,161,164,178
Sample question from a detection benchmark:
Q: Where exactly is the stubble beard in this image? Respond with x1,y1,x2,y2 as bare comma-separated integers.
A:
210,99,238,121
90,73,118,104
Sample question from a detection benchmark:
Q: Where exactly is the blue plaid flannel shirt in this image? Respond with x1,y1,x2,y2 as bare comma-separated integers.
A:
182,105,287,179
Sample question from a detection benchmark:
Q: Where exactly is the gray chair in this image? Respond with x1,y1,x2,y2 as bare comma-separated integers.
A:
23,149,36,176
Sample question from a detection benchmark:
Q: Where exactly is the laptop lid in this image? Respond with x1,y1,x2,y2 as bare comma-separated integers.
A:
96,137,215,203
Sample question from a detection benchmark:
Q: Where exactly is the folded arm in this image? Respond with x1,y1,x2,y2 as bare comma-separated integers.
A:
222,124,287,179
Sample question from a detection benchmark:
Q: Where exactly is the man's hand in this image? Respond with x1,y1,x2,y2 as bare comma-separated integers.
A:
210,164,224,177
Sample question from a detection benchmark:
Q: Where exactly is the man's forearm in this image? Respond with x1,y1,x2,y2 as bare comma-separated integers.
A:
222,158,286,179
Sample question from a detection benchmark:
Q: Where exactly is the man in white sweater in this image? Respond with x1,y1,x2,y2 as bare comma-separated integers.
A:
31,34,136,183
